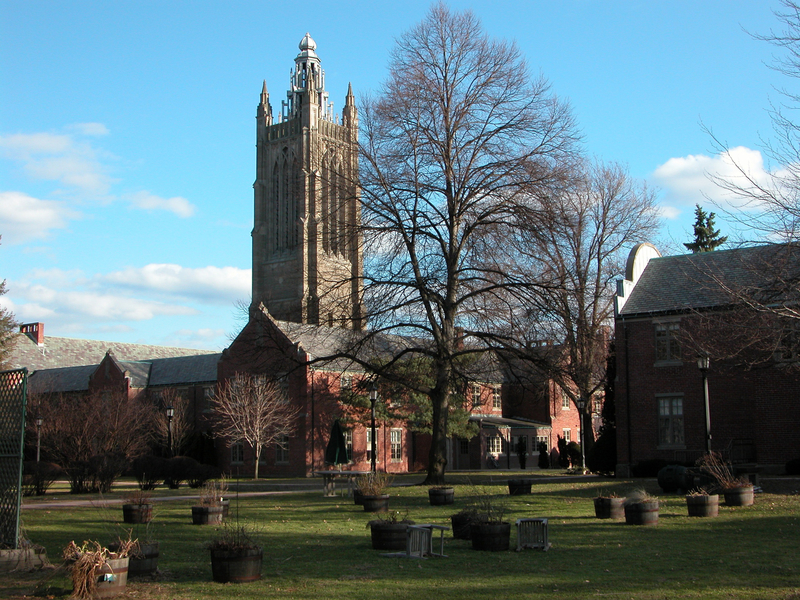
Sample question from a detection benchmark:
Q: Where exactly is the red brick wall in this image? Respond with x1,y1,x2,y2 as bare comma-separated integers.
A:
616,314,800,474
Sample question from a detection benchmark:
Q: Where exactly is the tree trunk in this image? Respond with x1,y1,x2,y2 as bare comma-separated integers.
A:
423,361,451,485
253,444,260,479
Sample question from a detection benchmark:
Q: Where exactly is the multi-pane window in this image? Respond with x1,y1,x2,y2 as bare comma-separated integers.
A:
472,384,482,409
658,396,685,446
459,439,470,454
655,322,681,362
563,428,571,443
513,435,527,453
536,435,549,451
562,390,570,410
366,429,377,462
344,430,353,461
487,434,503,454
276,435,289,463
492,386,501,409
231,441,244,464
390,428,402,461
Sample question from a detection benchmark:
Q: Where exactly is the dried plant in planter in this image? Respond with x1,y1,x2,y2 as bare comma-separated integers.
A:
122,489,152,506
624,488,657,506
63,538,134,600
366,510,413,527
356,472,393,496
199,479,228,507
697,452,750,490
206,522,261,553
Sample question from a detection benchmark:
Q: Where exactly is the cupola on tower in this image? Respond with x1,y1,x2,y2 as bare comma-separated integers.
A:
252,34,363,329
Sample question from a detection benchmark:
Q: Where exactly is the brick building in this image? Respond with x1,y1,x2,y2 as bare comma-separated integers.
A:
614,243,800,476
8,34,580,478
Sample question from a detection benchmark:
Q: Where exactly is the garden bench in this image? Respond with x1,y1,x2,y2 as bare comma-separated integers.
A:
381,524,449,558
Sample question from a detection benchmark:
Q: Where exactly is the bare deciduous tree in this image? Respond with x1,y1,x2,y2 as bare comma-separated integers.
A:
211,373,299,479
29,391,157,493
152,388,193,457
500,160,660,450
354,3,577,484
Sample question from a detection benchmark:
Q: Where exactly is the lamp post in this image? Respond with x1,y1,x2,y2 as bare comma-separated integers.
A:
575,398,587,473
696,354,712,453
35,416,43,463
166,405,175,458
369,382,378,473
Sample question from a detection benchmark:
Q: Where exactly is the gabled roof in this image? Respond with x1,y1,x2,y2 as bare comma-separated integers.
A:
9,331,217,373
619,244,800,317
28,365,97,394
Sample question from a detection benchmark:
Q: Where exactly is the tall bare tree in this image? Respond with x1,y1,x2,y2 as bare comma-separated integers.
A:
355,3,577,484
501,160,660,451
152,388,193,457
212,373,299,479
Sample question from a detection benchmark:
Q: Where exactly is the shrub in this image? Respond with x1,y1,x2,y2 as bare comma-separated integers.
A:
786,458,800,475
537,442,550,469
164,455,200,489
89,452,129,493
557,437,570,468
22,461,63,496
567,441,582,467
131,455,167,490
586,427,616,475
630,458,669,478
188,463,222,488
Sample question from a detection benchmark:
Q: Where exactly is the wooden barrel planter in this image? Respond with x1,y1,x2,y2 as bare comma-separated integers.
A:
369,523,409,550
451,512,479,540
192,505,224,525
594,497,625,519
122,503,153,524
724,485,755,507
109,541,159,577
429,487,455,506
93,556,129,599
470,522,511,551
361,494,390,513
507,479,532,495
209,547,262,583
686,494,719,517
624,501,659,526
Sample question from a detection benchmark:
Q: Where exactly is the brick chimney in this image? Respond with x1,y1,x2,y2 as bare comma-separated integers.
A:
20,322,44,346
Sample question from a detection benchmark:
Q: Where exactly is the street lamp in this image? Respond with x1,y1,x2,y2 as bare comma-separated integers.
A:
575,398,587,473
369,381,378,473
166,405,175,458
35,416,43,463
696,354,712,453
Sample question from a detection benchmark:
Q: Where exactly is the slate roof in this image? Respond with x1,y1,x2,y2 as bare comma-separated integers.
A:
28,365,97,394
9,331,217,373
619,244,800,317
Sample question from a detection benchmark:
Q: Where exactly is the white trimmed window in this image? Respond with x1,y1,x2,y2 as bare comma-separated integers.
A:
563,428,571,443
472,384,482,409
340,374,352,395
390,428,402,461
561,390,570,410
492,385,501,409
344,430,353,461
487,434,503,454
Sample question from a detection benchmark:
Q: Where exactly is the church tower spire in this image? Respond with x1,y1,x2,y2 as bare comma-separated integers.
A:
252,34,364,330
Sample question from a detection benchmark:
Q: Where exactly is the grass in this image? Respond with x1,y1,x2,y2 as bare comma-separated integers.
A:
5,474,800,599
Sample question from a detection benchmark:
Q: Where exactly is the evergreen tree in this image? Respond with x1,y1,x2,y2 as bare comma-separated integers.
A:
684,204,728,252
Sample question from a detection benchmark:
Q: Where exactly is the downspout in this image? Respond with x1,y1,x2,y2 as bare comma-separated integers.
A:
622,316,633,471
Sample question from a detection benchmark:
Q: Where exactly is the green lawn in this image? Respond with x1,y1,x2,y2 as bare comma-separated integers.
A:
6,475,800,599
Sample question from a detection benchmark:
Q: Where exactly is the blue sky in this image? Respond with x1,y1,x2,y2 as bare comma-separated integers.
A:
0,1,790,350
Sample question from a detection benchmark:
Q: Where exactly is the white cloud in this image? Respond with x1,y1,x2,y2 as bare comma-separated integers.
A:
0,129,115,196
0,191,78,244
127,191,196,218
652,146,779,212
67,123,110,136
102,264,250,302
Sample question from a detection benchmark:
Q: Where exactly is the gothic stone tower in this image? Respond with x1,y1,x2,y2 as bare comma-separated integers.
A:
252,34,364,329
